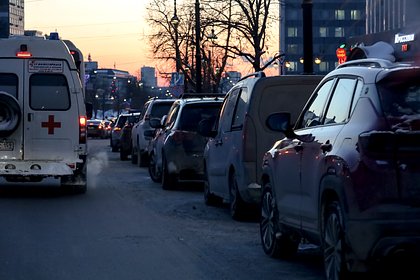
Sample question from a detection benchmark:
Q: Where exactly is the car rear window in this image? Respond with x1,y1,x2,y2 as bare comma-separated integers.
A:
151,102,174,118
378,82,420,117
30,74,70,110
178,103,221,132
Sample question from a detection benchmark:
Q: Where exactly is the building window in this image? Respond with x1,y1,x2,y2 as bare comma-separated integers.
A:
350,10,361,20
319,27,328,38
287,27,298,37
335,27,344,37
335,10,345,20
319,61,329,73
287,44,299,54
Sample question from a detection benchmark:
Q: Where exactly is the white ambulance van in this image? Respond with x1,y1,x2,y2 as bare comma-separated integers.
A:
0,34,90,193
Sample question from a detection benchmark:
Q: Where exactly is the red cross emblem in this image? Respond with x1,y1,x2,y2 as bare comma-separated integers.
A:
41,115,61,135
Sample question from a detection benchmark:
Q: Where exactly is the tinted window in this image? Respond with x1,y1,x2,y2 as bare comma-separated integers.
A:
0,74,18,98
299,79,334,128
379,81,420,117
30,74,70,110
232,88,249,128
178,103,221,132
324,78,357,124
151,102,174,118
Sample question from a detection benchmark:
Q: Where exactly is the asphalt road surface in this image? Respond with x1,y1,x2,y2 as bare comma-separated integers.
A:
0,138,325,280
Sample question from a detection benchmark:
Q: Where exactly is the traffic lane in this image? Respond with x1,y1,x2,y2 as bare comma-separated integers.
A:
0,139,325,280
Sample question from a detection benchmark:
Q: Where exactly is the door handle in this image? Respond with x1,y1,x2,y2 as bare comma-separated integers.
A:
28,113,33,122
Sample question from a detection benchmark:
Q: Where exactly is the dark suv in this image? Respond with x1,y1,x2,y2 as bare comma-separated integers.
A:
260,58,420,279
148,96,223,190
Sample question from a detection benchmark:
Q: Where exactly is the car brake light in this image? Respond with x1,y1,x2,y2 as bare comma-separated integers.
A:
79,116,87,144
16,44,32,58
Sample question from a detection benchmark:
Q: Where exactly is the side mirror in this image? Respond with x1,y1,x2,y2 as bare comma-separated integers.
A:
144,129,155,139
266,112,291,132
149,117,164,129
197,118,217,138
266,112,314,142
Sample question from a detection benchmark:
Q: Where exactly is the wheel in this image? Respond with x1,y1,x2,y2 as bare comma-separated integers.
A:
229,170,248,220
162,154,176,190
323,201,350,280
0,91,21,137
260,183,299,258
137,150,149,168
120,148,129,160
131,148,138,164
203,165,220,206
148,152,161,183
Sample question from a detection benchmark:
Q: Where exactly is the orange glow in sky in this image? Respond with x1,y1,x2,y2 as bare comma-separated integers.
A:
25,0,156,77
25,0,280,84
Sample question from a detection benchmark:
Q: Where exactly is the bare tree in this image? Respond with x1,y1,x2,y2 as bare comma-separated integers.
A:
203,0,280,72
145,0,279,92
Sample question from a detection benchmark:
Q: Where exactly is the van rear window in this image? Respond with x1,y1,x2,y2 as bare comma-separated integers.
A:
30,74,70,110
0,74,18,98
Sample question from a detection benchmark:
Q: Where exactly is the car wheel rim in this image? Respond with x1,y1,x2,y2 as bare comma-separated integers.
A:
324,211,342,280
260,191,275,250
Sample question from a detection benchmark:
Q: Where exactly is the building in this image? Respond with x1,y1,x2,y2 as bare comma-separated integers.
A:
140,66,157,88
0,0,24,38
366,0,420,34
347,0,420,63
280,0,366,75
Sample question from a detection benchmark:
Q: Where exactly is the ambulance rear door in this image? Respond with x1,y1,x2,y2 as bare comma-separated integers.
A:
0,59,24,160
23,59,80,162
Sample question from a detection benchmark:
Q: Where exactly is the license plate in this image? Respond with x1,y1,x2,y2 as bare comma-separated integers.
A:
0,141,14,151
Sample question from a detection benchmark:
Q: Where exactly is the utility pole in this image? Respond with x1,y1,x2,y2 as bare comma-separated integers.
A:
302,0,313,74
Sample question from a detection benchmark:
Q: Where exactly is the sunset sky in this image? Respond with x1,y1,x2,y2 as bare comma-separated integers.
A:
25,0,280,83
25,0,155,77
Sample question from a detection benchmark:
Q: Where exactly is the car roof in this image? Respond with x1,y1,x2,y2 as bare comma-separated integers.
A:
324,58,420,84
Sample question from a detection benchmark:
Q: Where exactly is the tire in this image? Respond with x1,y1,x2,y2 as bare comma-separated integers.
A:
148,152,161,183
139,151,149,167
162,155,176,190
120,148,129,161
260,183,299,258
322,201,350,280
131,147,138,164
203,165,220,206
0,91,21,137
229,170,248,220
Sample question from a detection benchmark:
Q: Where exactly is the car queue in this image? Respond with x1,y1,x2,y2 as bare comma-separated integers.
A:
102,51,420,280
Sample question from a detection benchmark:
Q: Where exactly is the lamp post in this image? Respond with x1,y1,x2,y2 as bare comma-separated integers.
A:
171,0,181,73
195,0,202,93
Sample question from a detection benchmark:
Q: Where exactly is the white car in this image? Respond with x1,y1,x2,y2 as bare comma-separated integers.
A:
0,34,90,193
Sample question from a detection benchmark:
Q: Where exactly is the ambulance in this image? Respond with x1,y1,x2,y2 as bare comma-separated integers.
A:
0,33,91,193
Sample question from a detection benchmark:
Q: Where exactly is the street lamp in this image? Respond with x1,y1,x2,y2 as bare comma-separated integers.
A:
171,0,181,73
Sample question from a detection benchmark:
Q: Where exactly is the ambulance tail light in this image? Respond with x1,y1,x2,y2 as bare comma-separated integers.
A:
16,44,32,58
79,116,87,144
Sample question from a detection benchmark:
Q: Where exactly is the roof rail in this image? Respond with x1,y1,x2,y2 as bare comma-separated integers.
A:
238,71,266,82
179,92,225,99
336,58,395,69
